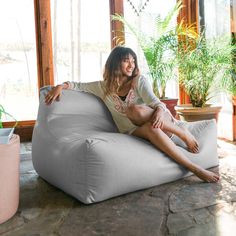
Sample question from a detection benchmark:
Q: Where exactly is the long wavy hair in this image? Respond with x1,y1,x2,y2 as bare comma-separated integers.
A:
103,46,139,97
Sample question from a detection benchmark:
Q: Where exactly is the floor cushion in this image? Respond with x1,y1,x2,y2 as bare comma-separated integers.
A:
32,86,219,204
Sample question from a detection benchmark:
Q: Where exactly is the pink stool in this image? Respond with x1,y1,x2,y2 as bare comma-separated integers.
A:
0,135,20,224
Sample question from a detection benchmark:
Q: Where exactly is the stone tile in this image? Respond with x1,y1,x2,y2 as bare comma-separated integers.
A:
58,192,165,236
2,140,236,236
0,216,25,235
169,183,222,212
167,208,213,235
175,221,218,236
167,212,194,234
2,180,75,236
175,212,236,236
20,142,32,154
20,159,35,175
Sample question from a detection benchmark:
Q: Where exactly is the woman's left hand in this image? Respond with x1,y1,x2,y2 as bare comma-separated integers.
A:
151,107,165,129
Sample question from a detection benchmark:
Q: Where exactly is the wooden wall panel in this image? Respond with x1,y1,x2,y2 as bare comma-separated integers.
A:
178,0,199,105
3,121,35,142
109,0,125,48
34,0,54,87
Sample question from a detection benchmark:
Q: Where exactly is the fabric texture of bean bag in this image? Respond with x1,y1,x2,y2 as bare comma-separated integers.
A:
32,86,219,204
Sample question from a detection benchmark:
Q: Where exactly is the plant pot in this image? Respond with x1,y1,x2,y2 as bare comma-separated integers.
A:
0,134,20,224
0,128,14,144
232,96,236,106
174,104,222,122
161,98,178,118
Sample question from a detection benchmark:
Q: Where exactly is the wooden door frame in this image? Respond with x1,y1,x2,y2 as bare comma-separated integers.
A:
178,0,199,105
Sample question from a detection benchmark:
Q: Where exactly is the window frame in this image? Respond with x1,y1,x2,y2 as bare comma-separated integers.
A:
5,0,236,141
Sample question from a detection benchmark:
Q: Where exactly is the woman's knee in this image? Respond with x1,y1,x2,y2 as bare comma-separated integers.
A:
142,122,162,139
127,104,153,126
126,105,145,125
133,121,161,140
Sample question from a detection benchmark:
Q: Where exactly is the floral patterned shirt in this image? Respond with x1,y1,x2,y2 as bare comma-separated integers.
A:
66,75,166,133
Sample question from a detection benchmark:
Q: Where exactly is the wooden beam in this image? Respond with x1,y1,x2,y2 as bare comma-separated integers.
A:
34,0,54,87
3,121,35,142
109,0,125,48
9,0,55,142
178,0,199,105
233,101,236,141
2,1,55,142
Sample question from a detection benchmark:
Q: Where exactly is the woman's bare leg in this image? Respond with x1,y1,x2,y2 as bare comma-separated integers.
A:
132,122,219,183
127,105,199,153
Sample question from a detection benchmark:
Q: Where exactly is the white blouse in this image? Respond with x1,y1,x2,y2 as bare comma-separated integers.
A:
66,75,166,134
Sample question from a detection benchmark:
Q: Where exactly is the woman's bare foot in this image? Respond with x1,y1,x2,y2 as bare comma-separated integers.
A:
193,167,220,183
181,128,199,153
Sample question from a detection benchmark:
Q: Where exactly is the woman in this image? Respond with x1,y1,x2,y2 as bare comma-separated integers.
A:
45,46,219,183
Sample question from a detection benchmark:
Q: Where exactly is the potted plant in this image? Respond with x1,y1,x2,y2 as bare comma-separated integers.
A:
175,32,236,122
0,104,17,144
112,2,197,116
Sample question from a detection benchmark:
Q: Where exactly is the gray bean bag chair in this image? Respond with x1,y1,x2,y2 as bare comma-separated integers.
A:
32,86,219,204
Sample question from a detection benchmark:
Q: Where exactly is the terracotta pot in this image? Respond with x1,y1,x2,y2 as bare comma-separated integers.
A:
0,135,20,224
174,104,222,122
232,96,236,106
161,98,178,117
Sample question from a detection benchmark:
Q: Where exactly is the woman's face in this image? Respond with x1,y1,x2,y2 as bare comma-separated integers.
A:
120,54,135,77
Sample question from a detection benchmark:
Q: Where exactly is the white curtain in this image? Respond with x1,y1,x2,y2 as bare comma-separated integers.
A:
51,0,111,84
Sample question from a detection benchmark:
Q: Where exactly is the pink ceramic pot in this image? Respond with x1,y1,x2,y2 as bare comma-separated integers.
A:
0,134,20,224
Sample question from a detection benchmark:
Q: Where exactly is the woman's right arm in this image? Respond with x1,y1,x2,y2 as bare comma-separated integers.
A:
45,80,103,105
45,82,69,105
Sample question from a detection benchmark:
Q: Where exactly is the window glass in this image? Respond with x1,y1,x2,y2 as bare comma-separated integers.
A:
0,0,38,121
199,0,232,138
123,0,178,98
201,0,230,38
199,1,231,106
51,0,111,84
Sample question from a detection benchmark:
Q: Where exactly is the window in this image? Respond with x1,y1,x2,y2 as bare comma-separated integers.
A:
123,0,178,98
199,0,233,139
50,0,111,84
0,0,38,122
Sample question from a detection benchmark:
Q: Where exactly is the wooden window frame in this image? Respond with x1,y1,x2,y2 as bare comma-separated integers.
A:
3,0,122,142
109,0,124,47
10,0,236,141
3,0,54,142
178,0,199,105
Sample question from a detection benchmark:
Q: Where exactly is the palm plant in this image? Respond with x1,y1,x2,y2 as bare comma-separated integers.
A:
221,36,236,102
112,2,197,99
177,33,236,107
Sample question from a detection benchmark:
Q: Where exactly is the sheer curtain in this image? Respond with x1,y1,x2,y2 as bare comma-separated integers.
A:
50,0,111,84
0,0,38,121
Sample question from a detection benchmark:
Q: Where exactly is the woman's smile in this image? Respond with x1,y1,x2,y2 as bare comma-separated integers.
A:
121,54,135,76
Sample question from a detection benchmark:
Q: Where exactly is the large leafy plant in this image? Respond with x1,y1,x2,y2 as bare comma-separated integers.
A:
177,33,236,107
221,36,236,99
112,2,197,99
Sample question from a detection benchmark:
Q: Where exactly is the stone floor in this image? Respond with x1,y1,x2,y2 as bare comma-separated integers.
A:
1,139,236,236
